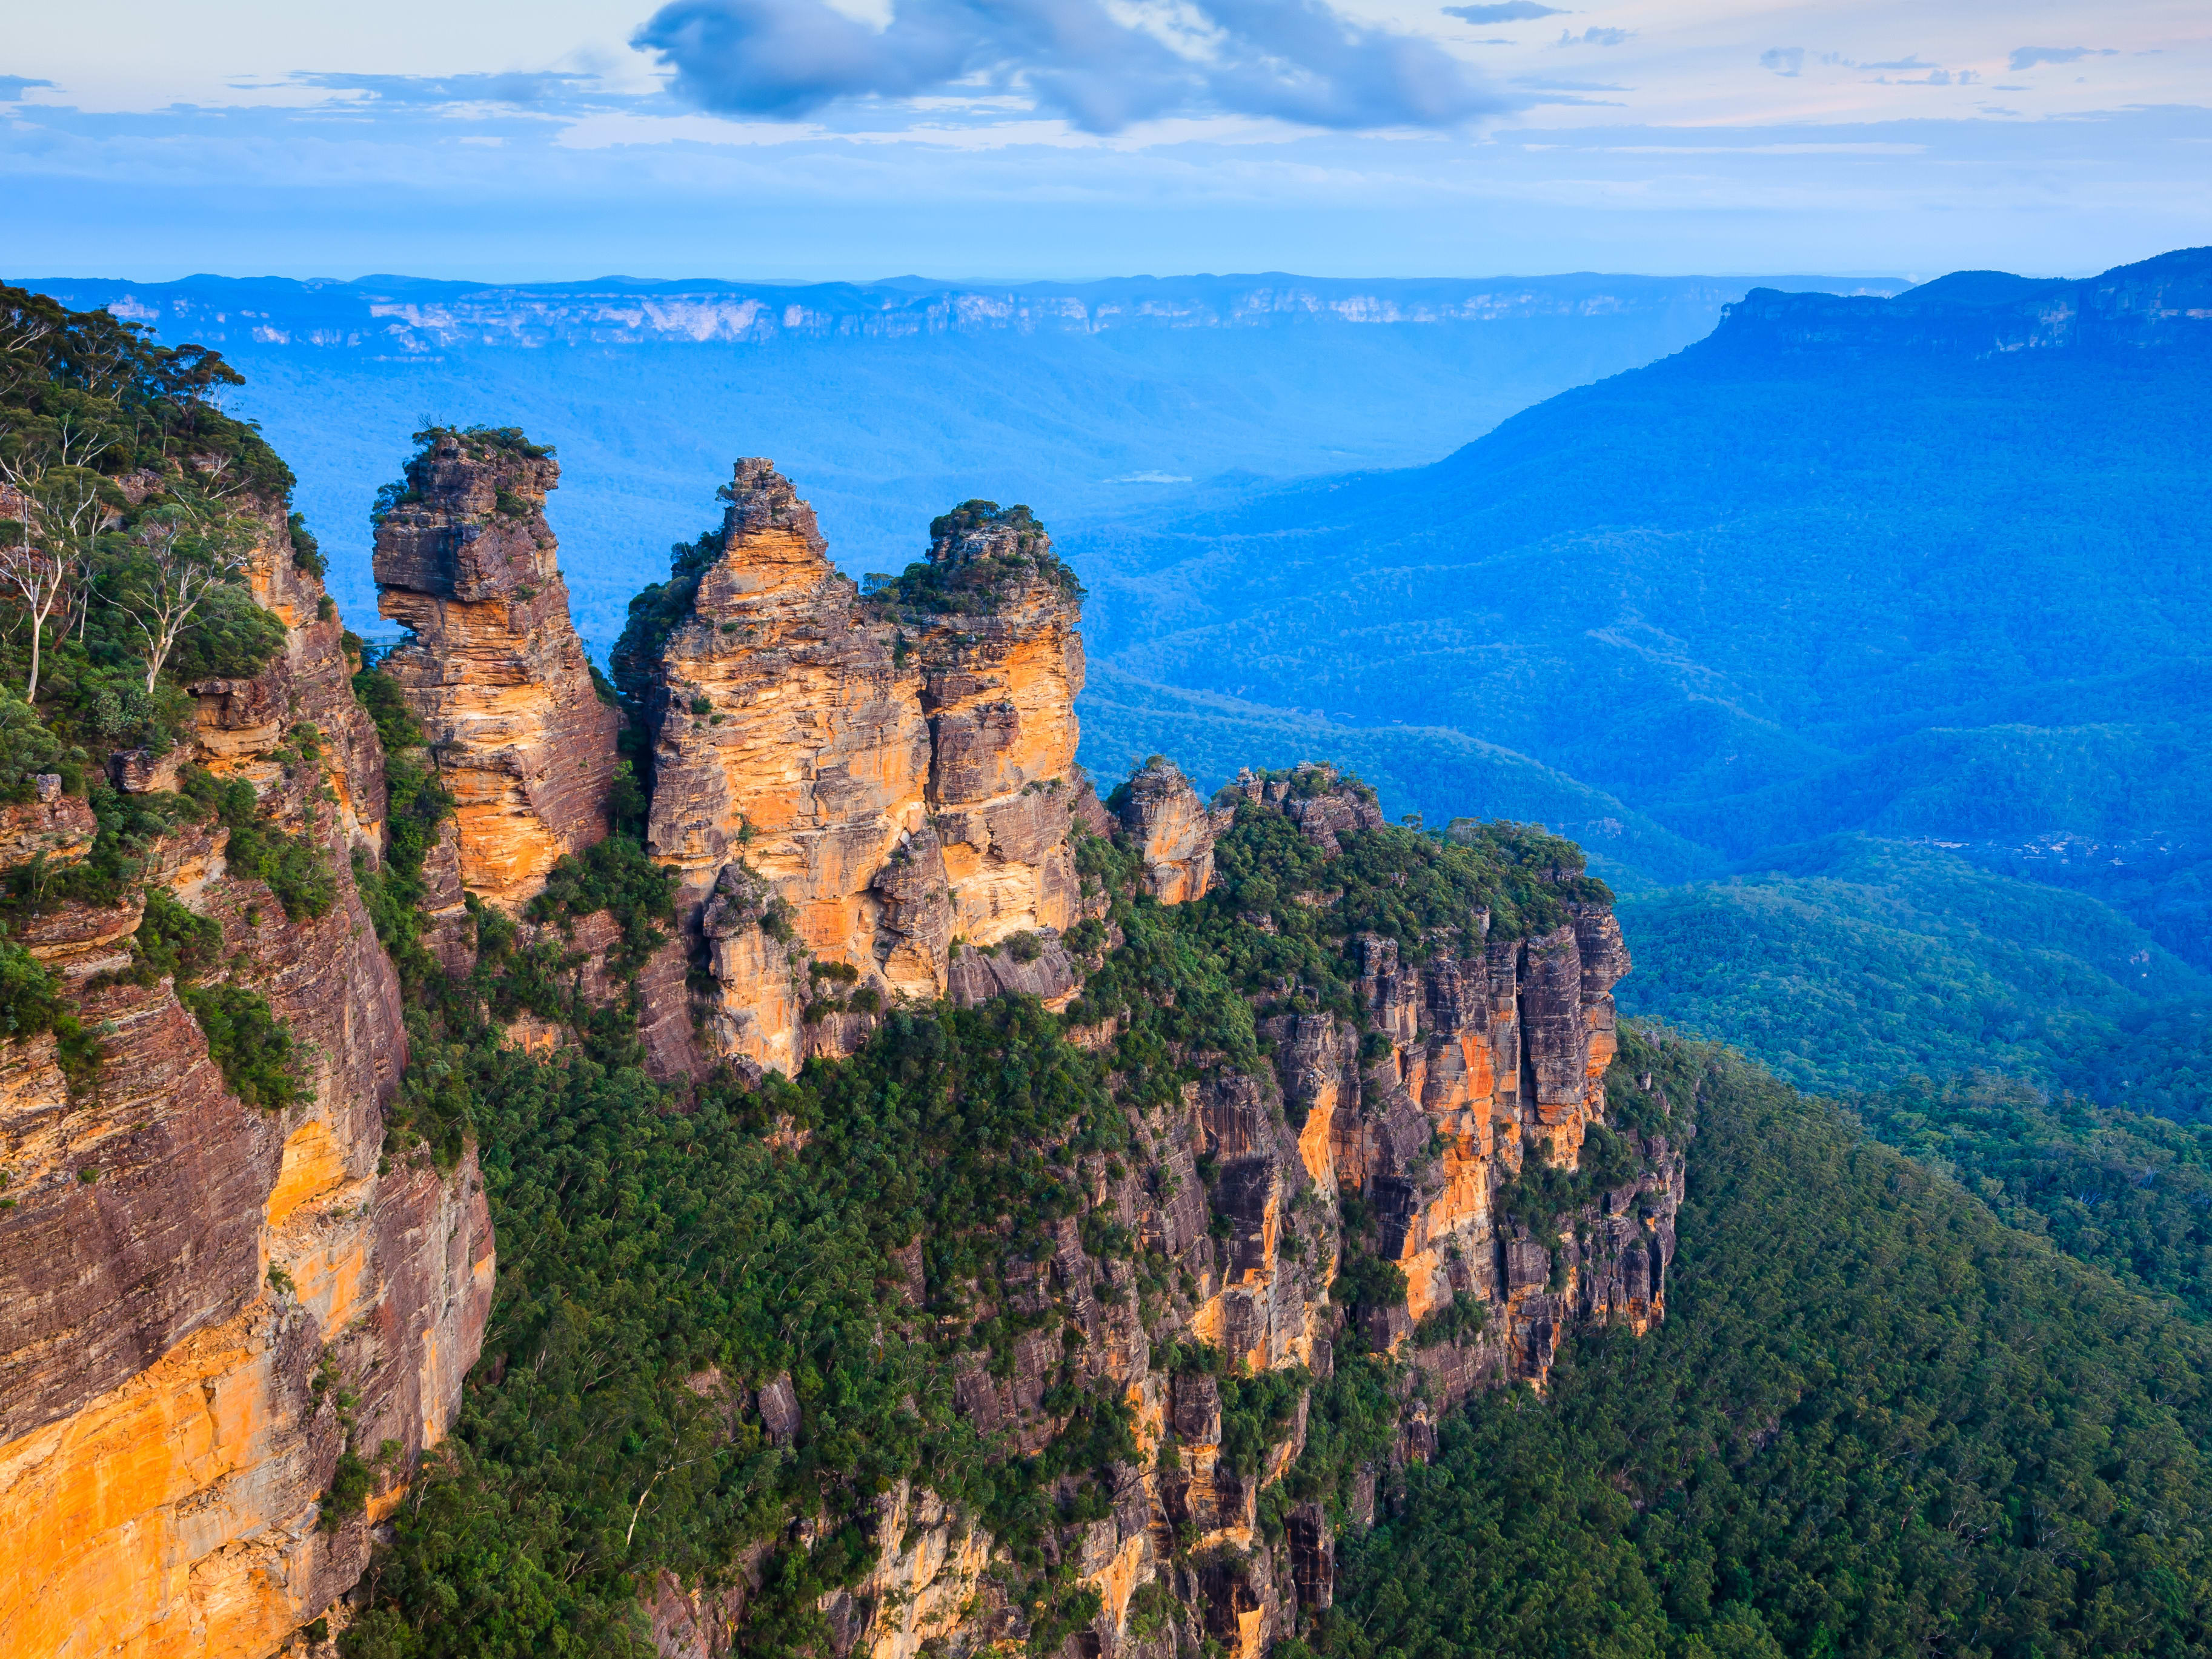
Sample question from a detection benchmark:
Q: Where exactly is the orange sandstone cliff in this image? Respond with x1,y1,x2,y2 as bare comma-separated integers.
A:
643,760,1676,1659
583,471,1677,1659
612,527,1675,1659
372,428,620,910
0,421,1678,1659
615,465,1092,1078
0,499,493,1658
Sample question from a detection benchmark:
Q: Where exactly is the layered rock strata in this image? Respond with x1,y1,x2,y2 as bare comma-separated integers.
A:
373,428,620,909
1115,757,1228,903
1,430,1680,1659
628,465,1091,1077
742,763,1679,1659
0,499,493,1657
900,502,1087,947
591,460,1680,1659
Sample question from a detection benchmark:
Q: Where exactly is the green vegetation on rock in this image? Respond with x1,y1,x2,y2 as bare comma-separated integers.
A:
0,285,293,763
1317,1028,2212,1659
341,791,1601,1658
181,982,310,1111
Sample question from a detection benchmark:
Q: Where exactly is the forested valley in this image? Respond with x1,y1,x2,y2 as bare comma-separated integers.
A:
7,258,2212,1659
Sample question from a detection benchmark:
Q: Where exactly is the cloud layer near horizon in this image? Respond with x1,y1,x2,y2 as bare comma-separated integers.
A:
632,0,1515,132
2,0,2207,281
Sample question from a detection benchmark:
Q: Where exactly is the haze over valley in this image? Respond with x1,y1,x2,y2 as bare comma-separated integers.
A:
9,0,2212,1647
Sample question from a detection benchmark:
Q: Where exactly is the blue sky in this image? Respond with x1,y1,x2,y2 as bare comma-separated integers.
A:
6,0,2207,281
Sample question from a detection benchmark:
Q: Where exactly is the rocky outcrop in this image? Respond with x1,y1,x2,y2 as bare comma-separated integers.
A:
0,424,1679,1659
0,783,95,868
614,499,1676,1659
897,502,1087,945
1353,897,1676,1391
373,428,620,908
629,467,1089,1077
0,497,493,1656
946,931,1081,1009
787,763,1678,1659
631,460,929,1075
1116,757,1226,903
1231,762,1387,855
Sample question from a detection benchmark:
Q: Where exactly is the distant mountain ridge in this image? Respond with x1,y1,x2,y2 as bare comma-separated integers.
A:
10,267,1907,653
1067,245,2212,984
1713,244,2212,359
24,270,1910,353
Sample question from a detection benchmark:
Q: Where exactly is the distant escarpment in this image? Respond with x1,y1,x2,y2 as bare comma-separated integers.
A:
1716,243,2212,360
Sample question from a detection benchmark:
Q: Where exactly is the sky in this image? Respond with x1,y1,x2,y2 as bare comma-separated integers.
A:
5,0,2208,282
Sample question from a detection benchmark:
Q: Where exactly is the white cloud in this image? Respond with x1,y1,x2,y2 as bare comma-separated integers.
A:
0,0,2206,280
556,110,828,146
632,0,1520,133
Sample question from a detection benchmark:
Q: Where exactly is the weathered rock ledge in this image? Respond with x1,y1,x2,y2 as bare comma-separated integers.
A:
0,497,493,1658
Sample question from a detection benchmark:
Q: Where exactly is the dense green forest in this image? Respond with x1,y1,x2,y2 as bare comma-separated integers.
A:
1615,836,2212,1335
1315,1033,2212,1659
1850,1074,2212,1323
1615,836,2212,1114
340,766,1597,1657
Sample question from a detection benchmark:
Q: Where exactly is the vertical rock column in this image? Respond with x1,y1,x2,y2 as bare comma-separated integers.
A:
373,429,620,909
630,471,1096,1079
1115,757,1227,903
897,503,1088,945
638,460,932,1076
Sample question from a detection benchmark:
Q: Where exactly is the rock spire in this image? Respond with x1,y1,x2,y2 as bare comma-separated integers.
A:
624,465,1095,1077
372,427,620,908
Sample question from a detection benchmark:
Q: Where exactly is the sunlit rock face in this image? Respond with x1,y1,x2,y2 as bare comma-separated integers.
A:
626,465,1094,1079
770,766,1676,1659
373,428,620,910
0,503,493,1658
0,437,1676,1659
1115,757,1227,905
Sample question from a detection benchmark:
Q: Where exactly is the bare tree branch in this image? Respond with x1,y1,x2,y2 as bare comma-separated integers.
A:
108,493,254,693
0,457,105,702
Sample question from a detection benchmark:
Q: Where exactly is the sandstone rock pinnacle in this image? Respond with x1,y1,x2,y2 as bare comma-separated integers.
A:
373,427,621,908
1116,756,1227,903
624,465,1091,1077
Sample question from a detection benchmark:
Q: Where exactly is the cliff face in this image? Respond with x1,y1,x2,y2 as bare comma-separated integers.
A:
0,503,492,1657
631,466,1091,1077
600,473,1678,1659
0,411,1681,1659
373,429,620,909
716,763,1680,1659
